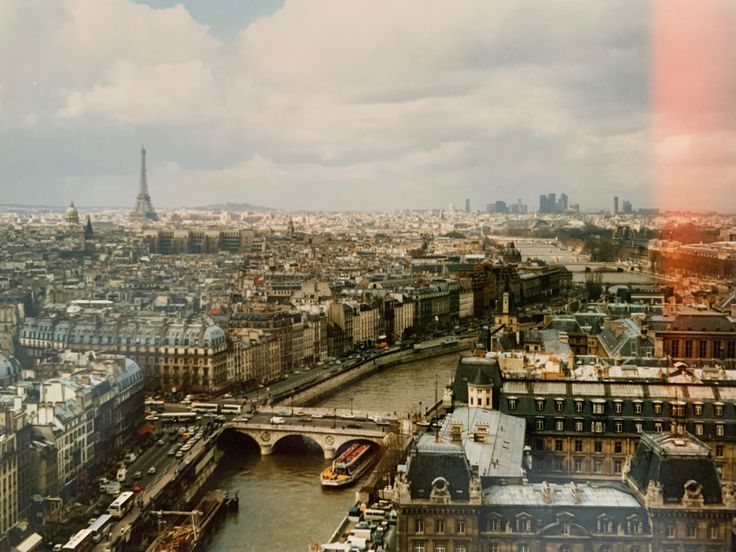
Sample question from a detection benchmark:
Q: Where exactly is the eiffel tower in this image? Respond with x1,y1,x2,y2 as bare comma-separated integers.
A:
130,146,158,221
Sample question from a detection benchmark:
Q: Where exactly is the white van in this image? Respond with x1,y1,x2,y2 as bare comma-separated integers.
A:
269,416,286,424
116,467,127,482
102,481,121,495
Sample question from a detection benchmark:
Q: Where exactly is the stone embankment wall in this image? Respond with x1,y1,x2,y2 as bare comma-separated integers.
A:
279,337,474,407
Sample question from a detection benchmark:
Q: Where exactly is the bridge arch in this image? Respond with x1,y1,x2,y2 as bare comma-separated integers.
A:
227,424,389,460
270,433,326,457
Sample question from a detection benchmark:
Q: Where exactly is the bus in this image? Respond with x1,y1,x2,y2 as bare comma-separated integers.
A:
158,411,197,423
61,529,94,552
88,514,113,543
221,403,243,414
11,533,43,552
145,398,165,412
191,402,219,413
108,491,135,519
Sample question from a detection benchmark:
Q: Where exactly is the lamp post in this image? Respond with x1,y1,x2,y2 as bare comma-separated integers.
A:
350,397,354,416
333,408,336,429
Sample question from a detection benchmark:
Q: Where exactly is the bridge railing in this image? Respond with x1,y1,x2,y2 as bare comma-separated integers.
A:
254,405,402,421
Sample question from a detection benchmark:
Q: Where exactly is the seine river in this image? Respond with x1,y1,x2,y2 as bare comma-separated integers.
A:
204,352,462,552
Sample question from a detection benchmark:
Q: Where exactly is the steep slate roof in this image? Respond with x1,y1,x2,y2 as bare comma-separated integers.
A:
451,357,502,405
484,481,650,538
406,435,472,500
628,432,722,504
669,312,736,332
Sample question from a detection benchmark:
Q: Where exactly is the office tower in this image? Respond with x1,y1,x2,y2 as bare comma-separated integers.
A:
613,196,619,215
465,198,470,213
559,193,568,212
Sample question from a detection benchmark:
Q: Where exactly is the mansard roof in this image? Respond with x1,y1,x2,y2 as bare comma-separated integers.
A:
406,434,472,501
627,432,723,504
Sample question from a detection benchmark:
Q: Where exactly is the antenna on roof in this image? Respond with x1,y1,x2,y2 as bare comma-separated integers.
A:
434,374,440,443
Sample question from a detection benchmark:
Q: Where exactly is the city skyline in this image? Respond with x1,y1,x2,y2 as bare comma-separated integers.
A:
1,1,734,212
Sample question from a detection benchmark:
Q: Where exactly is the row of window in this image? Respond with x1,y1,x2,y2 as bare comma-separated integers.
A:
412,545,465,552
478,515,644,535
414,519,465,535
533,418,728,436
665,523,721,539
23,332,223,348
547,456,623,474
410,544,647,552
510,397,728,417
666,339,736,359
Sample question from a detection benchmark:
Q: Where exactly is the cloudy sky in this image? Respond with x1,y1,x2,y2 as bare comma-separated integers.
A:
0,0,733,212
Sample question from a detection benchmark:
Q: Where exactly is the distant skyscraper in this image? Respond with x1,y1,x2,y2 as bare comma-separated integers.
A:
622,200,633,214
539,192,567,214
613,196,619,215
559,193,568,212
510,198,527,215
465,198,470,213
130,147,158,221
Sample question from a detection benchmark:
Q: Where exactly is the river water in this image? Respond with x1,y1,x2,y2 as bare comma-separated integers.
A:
204,352,462,552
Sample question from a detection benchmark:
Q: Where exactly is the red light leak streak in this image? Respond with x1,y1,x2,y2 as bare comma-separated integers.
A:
652,0,736,213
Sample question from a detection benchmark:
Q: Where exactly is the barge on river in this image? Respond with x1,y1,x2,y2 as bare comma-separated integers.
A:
320,443,376,487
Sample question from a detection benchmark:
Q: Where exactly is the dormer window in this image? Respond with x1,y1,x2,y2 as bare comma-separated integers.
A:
516,514,532,532
535,398,545,412
597,515,614,534
487,515,503,532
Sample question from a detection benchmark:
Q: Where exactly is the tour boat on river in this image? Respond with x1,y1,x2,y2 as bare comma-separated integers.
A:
320,443,375,487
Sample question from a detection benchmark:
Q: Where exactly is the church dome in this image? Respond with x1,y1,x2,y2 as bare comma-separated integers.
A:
503,241,522,264
0,353,21,382
65,201,79,225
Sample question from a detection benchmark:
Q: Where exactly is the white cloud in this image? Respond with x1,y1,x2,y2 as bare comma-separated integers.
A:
58,60,224,125
5,0,733,211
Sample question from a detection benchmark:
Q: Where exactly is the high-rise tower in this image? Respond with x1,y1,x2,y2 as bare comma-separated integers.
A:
130,147,158,221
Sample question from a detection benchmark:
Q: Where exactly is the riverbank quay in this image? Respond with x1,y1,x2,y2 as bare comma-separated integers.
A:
91,430,224,552
104,341,465,551
275,337,475,407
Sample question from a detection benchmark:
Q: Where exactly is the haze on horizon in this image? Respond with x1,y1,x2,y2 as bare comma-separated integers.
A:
1,0,734,213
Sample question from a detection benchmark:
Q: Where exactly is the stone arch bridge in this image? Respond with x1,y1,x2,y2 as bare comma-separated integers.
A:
224,415,398,459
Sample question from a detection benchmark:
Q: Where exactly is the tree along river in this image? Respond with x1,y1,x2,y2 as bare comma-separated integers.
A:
204,351,462,552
